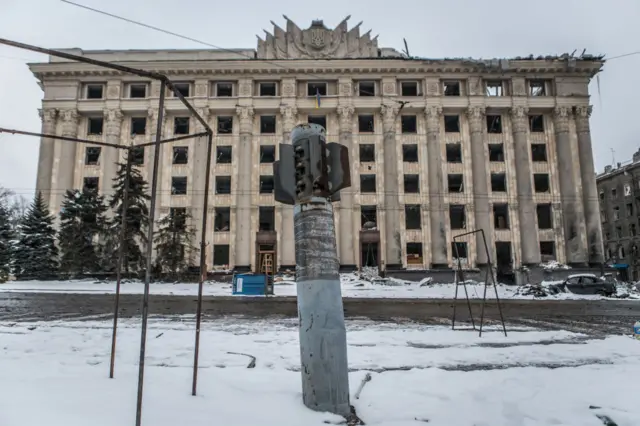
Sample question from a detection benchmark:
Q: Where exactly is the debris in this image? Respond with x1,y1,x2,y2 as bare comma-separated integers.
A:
155,332,164,339
595,414,618,425
27,326,36,331
354,372,372,399
227,351,256,368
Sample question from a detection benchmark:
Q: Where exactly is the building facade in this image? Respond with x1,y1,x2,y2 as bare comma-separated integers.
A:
596,149,640,281
29,17,605,275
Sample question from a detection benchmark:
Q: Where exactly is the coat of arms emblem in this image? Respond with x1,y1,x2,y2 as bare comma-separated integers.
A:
309,28,326,49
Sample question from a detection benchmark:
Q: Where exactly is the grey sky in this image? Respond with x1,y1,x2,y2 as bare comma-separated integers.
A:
1,0,639,200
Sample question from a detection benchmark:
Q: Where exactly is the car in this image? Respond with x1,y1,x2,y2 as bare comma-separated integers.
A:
560,274,616,297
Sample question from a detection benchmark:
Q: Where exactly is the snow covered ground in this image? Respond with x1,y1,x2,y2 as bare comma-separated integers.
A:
1,317,639,425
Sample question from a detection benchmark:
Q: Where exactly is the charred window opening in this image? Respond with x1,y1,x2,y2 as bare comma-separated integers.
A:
359,144,375,162
88,117,103,135
486,115,502,133
627,203,634,216
308,115,326,129
130,146,144,165
259,82,276,96
259,175,274,194
86,84,104,99
405,204,421,229
534,174,550,192
358,115,375,133
599,191,605,202
173,146,188,165
260,145,275,163
630,224,637,237
404,174,420,193
131,117,147,135
613,206,620,220
217,116,233,134
485,81,503,97
83,177,99,192
615,226,623,239
537,204,553,229
493,203,510,229
361,205,377,229
172,83,190,97
529,115,544,132
449,204,466,230
216,83,233,97
85,147,101,165
443,81,461,96
444,115,460,133
531,144,547,162
214,207,230,232
540,241,555,260
611,188,617,199
307,82,327,96
174,117,190,135
446,143,462,163
406,243,423,265
259,206,275,231
451,241,468,259
488,143,504,162
358,81,375,96
213,245,230,265
129,84,147,98
260,116,276,134
448,174,464,192
360,174,376,193
491,173,507,192
216,176,231,194
401,81,418,96
529,81,546,96
171,176,187,195
402,144,418,162
401,115,417,133
216,146,232,163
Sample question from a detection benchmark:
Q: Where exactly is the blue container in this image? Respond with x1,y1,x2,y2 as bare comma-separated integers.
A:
232,274,267,296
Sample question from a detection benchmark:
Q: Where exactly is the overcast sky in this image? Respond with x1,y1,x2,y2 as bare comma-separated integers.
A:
1,0,639,201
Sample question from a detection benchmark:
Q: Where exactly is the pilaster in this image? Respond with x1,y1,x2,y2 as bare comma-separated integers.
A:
380,104,402,269
36,108,58,207
337,104,356,267
279,105,298,269
235,105,255,270
56,109,79,215
191,107,211,249
103,108,123,199
425,105,447,266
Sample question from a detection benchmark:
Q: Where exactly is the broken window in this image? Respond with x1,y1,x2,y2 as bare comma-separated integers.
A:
443,81,461,96
631,223,637,237
627,203,634,216
400,81,419,96
259,82,276,96
599,191,605,202
536,204,553,229
260,115,276,134
259,175,274,194
444,115,460,133
540,241,555,260
615,226,623,239
129,84,147,98
86,84,104,99
533,174,550,192
529,80,546,96
360,174,377,193
358,81,375,96
402,144,418,162
611,188,617,199
172,83,190,97
358,115,374,133
613,206,620,221
308,115,326,129
404,174,420,193
131,117,147,135
174,117,190,135
213,244,230,265
491,173,507,192
171,176,188,195
624,183,632,196
448,174,464,192
173,146,189,165
451,241,468,259
259,206,275,231
83,177,99,192
529,115,544,132
307,82,327,96
85,147,101,165
217,116,233,134
88,117,103,135
361,205,377,229
216,146,232,163
488,144,504,162
216,176,231,194
170,208,187,228
260,145,275,163
401,115,417,133
449,204,466,230
215,82,233,97
406,243,423,265
446,143,462,163
359,144,375,162
531,144,547,162
485,81,503,97
486,115,502,133
493,203,510,229
131,146,144,165
405,205,421,229
214,207,231,232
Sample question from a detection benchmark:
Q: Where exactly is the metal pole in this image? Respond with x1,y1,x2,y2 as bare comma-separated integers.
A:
135,83,165,426
109,145,133,378
192,131,213,396
0,127,123,149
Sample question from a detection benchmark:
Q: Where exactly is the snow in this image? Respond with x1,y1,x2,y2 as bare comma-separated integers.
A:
1,317,639,425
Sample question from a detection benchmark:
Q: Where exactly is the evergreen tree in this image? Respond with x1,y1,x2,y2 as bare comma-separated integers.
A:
14,192,58,279
154,208,198,278
0,200,15,282
58,189,108,276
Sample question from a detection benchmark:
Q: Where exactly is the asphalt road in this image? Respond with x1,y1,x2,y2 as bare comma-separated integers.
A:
1,292,639,335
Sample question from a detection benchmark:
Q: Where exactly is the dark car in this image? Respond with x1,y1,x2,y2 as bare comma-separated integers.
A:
560,274,616,297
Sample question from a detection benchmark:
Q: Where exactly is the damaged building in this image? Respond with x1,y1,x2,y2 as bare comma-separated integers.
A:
30,16,605,279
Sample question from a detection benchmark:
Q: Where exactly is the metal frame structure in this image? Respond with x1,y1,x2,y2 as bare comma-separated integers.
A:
0,37,214,426
451,229,507,337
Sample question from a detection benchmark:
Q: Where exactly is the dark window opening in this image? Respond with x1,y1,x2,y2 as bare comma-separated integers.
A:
446,144,462,163
448,174,464,192
213,245,230,265
529,81,546,96
540,241,555,260
358,115,374,133
491,173,507,192
359,81,375,96
217,116,233,134
627,203,634,216
493,203,510,229
85,147,101,165
615,226,623,239
88,117,103,135
630,224,637,237
360,174,376,193
401,81,418,96
402,144,418,162
259,175,274,194
131,117,147,135
449,204,466,229
83,177,99,192
405,205,421,230
537,204,553,229
173,146,189,165
130,146,144,165
361,205,377,229
486,81,503,97
308,115,326,129
174,117,190,135
216,146,232,164
401,115,417,133
529,115,544,132
216,83,233,97
404,174,420,193
488,144,505,162
531,144,547,162
486,115,502,133
170,208,187,228
214,207,230,232
260,115,276,134
259,207,275,231
611,188,617,199
359,144,375,162
130,84,147,98
444,115,460,133
260,145,275,163
216,176,231,194
534,174,550,192
307,82,327,96
259,82,276,96
86,85,103,99
613,206,620,221
171,176,187,195
452,241,468,259
172,83,190,97
406,242,423,265
443,81,460,96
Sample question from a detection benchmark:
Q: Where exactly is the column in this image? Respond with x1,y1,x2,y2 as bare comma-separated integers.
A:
35,108,58,205
554,106,588,264
191,108,211,245
56,109,79,213
466,106,493,265
235,106,254,270
337,105,356,268
279,105,298,269
510,106,540,265
147,107,167,204
103,109,123,199
575,105,604,264
380,104,402,269
425,106,447,266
